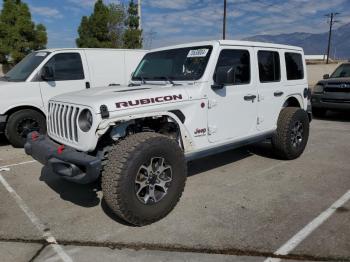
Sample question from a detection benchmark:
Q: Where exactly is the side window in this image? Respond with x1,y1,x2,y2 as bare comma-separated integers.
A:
214,49,250,85
45,53,84,81
258,51,280,82
285,52,304,80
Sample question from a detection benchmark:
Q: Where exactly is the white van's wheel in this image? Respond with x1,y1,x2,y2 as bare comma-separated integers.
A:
5,109,46,148
102,132,187,226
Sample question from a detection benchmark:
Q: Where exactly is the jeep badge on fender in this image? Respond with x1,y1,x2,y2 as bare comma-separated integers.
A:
25,40,311,226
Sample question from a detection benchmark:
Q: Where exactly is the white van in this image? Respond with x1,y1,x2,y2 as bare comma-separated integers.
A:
0,48,147,147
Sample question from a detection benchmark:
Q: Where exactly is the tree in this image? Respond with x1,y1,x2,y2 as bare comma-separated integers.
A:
0,0,47,70
123,0,142,49
76,0,125,48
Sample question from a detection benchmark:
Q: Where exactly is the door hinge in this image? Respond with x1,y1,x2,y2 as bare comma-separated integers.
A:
208,125,217,135
208,99,218,109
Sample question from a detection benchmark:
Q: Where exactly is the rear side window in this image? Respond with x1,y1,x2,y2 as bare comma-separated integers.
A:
214,49,250,85
45,53,84,81
258,51,281,82
285,53,304,80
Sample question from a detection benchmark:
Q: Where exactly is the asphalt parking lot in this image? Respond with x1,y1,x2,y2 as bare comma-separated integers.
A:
0,112,349,262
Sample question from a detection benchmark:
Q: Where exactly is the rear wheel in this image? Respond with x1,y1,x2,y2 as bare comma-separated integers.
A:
5,109,46,148
101,132,187,226
272,107,309,160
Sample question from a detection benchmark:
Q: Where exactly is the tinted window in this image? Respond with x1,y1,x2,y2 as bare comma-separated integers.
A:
258,51,280,82
45,53,84,81
214,49,250,85
285,53,304,80
133,46,212,81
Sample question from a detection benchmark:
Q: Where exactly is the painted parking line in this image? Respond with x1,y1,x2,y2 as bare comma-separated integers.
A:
0,167,73,262
264,190,350,262
0,160,36,170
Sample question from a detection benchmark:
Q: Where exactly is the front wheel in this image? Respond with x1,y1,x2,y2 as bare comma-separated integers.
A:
101,132,187,226
272,107,310,160
5,109,46,148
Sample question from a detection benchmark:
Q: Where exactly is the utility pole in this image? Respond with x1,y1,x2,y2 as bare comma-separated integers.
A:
223,0,227,40
325,12,339,64
138,0,142,30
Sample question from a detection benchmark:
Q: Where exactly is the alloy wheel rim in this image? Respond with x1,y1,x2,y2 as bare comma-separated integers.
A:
135,157,172,205
291,120,304,148
17,118,40,138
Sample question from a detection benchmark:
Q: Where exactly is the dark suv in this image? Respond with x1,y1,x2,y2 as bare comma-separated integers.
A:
311,63,350,117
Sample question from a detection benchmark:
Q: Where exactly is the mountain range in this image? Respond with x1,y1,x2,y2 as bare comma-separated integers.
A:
244,23,350,59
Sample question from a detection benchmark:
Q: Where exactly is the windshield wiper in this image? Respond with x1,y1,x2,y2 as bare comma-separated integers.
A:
0,76,10,81
130,76,148,86
158,76,182,86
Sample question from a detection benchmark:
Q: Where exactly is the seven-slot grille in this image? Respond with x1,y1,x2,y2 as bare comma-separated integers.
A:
48,102,80,143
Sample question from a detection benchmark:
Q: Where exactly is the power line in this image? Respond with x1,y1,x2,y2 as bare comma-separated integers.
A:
325,12,340,64
223,0,227,40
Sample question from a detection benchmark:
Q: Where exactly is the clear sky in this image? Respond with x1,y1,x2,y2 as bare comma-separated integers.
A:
2,0,349,49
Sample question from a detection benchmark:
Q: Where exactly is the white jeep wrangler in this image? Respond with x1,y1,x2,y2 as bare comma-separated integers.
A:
25,40,312,226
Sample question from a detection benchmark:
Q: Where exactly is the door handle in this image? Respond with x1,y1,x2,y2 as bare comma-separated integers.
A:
244,94,257,101
109,83,121,86
274,91,284,97
85,82,90,89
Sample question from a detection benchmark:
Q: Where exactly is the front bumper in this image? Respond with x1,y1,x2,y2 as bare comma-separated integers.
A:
311,92,350,110
24,133,101,184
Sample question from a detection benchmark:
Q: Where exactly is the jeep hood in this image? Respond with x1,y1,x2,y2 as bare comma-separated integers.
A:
50,84,190,113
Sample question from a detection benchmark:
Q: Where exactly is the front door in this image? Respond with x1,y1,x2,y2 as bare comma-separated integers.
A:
207,47,258,143
39,51,89,112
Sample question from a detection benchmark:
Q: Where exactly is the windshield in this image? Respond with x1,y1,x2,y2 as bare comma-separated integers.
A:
331,64,350,78
3,51,50,82
132,45,212,82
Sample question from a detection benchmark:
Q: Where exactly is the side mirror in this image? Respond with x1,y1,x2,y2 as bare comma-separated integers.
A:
323,74,330,79
212,66,235,90
41,66,54,81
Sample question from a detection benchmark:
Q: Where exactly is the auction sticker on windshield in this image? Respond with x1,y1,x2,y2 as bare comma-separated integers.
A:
187,49,209,58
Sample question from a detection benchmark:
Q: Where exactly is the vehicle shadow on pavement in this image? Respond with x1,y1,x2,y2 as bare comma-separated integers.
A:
40,166,137,226
40,166,101,208
314,111,350,122
38,144,277,226
246,141,278,160
188,148,254,177
0,135,9,146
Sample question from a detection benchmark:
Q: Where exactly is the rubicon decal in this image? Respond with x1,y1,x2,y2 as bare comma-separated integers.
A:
116,94,183,108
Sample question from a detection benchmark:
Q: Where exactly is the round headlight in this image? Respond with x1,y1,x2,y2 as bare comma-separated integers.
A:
313,84,324,93
78,109,93,132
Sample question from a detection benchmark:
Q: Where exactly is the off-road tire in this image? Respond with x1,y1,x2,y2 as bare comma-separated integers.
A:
272,107,309,160
312,108,327,118
5,109,46,148
101,132,187,226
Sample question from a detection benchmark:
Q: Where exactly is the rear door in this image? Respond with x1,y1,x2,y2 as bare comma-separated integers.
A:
255,48,285,131
207,47,258,143
39,51,90,112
